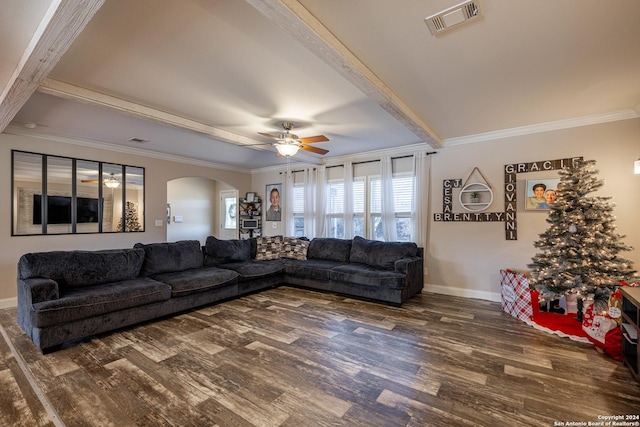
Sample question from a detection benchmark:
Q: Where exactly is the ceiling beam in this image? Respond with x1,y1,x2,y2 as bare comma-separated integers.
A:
0,0,105,132
38,78,276,151
246,0,443,149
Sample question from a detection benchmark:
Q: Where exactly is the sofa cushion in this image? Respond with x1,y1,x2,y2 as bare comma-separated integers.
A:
134,240,203,276
330,264,406,288
203,236,252,267
282,258,345,281
349,236,418,270
31,277,171,328
18,248,145,288
307,238,352,262
151,266,238,297
219,260,285,280
255,236,283,260
281,237,310,260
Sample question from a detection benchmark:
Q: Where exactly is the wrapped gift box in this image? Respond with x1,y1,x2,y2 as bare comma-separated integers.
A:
500,269,536,321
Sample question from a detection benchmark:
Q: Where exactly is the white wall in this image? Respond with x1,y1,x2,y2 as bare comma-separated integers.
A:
167,177,219,245
0,133,251,303
428,118,640,301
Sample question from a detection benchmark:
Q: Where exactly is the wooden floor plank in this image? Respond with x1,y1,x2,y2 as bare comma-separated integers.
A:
1,288,639,426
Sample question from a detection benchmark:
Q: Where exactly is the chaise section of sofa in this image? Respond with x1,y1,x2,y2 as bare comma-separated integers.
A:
282,236,423,305
329,236,423,305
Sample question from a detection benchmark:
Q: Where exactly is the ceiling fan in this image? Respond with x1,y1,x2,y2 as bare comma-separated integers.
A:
81,172,120,188
258,122,329,156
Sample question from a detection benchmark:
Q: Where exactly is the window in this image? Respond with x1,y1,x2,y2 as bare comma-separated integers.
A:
392,175,414,242
292,183,305,237
319,174,415,241
352,179,365,237
326,181,344,238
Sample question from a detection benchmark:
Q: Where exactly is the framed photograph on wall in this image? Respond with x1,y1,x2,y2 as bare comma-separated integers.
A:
525,178,560,210
265,183,282,221
246,192,255,202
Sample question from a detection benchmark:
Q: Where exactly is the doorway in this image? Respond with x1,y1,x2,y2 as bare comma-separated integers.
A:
167,177,236,244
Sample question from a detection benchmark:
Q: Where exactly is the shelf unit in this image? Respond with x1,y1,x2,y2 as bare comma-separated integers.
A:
458,182,493,212
621,287,640,381
238,197,262,239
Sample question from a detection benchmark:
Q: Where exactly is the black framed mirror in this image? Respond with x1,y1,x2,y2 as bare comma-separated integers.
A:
11,150,145,235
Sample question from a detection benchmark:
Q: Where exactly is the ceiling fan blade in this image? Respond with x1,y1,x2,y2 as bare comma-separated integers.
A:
297,135,329,144
258,132,280,140
81,179,100,183
300,144,329,155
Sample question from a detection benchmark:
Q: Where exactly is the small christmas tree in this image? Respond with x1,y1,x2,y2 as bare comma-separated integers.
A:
528,159,636,302
118,201,142,232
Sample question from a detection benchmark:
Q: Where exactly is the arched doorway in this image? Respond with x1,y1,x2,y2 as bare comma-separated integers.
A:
166,177,237,244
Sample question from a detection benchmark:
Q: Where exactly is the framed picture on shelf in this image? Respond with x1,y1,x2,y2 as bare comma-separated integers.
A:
525,178,560,210
246,192,255,202
265,183,282,221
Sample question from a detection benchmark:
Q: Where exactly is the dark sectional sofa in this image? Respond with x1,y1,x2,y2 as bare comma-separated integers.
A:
17,236,423,352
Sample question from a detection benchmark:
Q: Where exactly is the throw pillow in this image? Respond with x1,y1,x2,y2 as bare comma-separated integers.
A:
280,237,310,260
255,236,283,260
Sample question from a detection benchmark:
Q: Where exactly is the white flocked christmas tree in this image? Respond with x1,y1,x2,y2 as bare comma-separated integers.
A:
118,201,142,232
527,159,636,304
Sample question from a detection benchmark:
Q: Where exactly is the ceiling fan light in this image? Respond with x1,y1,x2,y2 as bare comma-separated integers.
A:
275,144,300,157
104,174,120,188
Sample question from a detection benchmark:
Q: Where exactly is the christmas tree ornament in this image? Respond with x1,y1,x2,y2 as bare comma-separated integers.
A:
569,225,577,233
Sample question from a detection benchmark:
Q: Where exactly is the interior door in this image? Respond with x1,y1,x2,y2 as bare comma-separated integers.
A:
220,190,238,240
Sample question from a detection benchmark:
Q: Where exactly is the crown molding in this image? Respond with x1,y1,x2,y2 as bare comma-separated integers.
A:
444,109,639,146
4,125,248,173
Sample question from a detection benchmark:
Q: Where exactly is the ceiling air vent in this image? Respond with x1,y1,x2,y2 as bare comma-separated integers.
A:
127,137,148,143
425,0,481,36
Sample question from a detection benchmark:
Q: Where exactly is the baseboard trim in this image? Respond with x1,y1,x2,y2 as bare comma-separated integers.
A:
423,284,501,303
0,297,18,309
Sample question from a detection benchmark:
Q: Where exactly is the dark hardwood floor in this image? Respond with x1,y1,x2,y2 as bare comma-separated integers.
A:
1,287,639,426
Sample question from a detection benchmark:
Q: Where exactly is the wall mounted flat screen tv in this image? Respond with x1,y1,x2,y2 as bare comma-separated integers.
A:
33,195,100,224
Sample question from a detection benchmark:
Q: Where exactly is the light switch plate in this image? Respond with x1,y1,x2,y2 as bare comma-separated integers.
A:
155,220,163,226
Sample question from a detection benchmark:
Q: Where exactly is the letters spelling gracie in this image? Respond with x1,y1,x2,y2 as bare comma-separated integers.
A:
504,157,581,174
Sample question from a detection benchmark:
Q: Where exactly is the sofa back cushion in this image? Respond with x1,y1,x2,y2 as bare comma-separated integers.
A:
349,236,418,270
18,248,145,288
134,240,203,276
203,236,252,266
307,238,352,262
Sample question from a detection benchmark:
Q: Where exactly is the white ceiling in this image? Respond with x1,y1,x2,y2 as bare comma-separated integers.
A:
2,0,639,170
